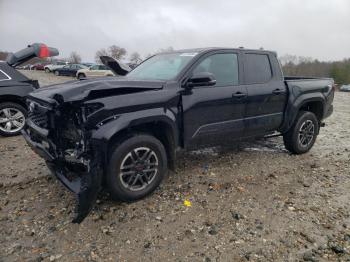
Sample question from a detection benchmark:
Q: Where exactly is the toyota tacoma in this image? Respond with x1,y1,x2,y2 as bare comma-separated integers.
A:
22,48,335,222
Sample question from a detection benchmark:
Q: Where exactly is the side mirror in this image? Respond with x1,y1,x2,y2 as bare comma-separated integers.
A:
186,72,216,88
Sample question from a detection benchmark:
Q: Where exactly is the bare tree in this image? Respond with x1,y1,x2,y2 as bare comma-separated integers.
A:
95,48,109,63
108,45,127,60
69,51,82,64
0,51,9,61
157,46,174,53
129,52,142,64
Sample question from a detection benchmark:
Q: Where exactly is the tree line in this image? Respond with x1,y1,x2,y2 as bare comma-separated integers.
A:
2,46,348,85
0,45,174,66
280,54,350,85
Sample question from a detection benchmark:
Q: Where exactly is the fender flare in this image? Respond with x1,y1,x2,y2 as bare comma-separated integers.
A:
90,107,179,159
0,85,34,106
280,93,325,133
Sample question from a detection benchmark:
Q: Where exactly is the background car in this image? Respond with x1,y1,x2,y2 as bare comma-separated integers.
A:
340,84,350,92
81,62,95,67
0,43,58,136
30,63,46,70
76,64,114,79
44,61,69,73
53,64,87,77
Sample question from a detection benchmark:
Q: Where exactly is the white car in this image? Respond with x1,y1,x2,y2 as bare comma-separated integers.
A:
44,61,69,73
76,64,115,79
340,84,350,92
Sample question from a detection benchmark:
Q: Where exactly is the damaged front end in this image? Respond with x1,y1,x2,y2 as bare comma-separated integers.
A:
22,98,104,223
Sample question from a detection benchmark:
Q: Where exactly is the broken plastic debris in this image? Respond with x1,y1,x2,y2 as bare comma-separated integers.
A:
184,199,192,207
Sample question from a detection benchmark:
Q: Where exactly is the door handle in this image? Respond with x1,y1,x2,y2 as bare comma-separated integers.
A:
272,88,285,95
232,92,247,99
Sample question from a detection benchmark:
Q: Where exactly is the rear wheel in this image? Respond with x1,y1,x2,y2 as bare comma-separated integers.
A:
45,68,50,73
106,134,167,202
283,111,319,154
0,102,27,136
54,71,59,76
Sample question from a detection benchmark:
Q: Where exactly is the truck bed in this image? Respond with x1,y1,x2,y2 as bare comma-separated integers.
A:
284,76,334,93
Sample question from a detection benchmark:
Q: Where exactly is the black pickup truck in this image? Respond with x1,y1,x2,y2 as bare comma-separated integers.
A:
22,48,334,222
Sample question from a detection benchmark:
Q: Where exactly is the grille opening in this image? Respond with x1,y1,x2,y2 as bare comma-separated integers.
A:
28,110,48,129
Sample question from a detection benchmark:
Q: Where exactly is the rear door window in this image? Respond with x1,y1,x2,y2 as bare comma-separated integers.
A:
244,54,272,84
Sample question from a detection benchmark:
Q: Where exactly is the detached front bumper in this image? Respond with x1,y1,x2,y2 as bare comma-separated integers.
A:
22,122,102,223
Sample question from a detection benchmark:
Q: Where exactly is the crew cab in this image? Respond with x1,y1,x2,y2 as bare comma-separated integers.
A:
22,47,334,222
0,43,58,136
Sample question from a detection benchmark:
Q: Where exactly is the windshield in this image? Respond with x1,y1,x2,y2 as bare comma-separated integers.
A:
127,52,197,80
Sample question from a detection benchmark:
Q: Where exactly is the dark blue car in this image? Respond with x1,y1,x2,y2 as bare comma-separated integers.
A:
53,64,87,77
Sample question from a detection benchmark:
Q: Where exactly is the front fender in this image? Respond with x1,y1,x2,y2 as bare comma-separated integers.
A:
91,107,179,154
0,84,35,100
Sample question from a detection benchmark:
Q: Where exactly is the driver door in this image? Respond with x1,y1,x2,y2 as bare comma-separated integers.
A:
182,51,247,148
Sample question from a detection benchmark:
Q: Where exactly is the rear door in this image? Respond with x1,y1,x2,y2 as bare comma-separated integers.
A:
182,51,247,147
70,64,78,76
242,52,287,136
60,65,70,76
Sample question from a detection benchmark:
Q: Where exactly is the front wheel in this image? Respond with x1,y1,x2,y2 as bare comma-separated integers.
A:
0,102,27,136
45,68,50,73
106,134,167,202
283,111,319,154
54,71,59,76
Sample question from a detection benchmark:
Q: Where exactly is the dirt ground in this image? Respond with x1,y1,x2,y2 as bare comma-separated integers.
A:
0,71,350,262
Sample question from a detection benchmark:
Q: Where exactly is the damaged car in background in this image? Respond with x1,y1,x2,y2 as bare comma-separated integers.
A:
22,48,334,223
0,43,58,136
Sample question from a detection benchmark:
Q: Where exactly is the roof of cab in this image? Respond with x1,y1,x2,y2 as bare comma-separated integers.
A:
159,47,276,55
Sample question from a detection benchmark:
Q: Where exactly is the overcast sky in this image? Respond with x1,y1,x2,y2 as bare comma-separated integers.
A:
1,0,349,62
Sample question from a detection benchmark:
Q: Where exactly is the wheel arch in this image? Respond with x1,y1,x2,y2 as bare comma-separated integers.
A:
280,94,325,133
299,100,324,121
92,112,179,171
0,95,27,109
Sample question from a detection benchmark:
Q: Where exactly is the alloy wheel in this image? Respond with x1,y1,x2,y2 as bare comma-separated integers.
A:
119,147,159,191
0,108,25,134
298,120,315,147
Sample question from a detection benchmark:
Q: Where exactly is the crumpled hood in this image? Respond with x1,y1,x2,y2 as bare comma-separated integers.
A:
30,77,165,103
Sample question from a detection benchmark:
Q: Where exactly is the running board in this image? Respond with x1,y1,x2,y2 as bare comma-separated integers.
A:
264,132,282,138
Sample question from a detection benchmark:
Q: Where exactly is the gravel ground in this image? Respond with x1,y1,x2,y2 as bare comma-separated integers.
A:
0,71,349,261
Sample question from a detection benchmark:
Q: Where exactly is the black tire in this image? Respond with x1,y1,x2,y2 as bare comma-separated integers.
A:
77,73,86,80
0,102,27,137
54,71,59,76
106,134,167,202
45,68,50,73
283,111,319,154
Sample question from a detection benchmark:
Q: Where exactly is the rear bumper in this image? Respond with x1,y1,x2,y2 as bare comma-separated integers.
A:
22,122,102,223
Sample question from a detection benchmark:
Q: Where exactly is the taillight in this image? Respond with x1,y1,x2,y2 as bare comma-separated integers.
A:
39,44,50,58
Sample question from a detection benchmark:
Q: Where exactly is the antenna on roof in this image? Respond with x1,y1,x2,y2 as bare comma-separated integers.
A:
239,46,244,49
259,47,264,50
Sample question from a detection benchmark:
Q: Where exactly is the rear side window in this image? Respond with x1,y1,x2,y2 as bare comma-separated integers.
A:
245,54,272,84
0,70,10,81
